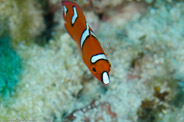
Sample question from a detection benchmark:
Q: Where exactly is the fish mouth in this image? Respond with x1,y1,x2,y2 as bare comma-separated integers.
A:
101,71,110,85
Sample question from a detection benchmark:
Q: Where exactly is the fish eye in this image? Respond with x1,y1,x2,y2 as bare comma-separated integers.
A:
92,67,96,72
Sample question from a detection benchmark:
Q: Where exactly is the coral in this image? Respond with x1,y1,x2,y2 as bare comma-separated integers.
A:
122,1,184,121
159,107,184,122
124,1,184,83
0,35,21,99
36,0,65,45
64,101,117,121
0,34,84,121
0,0,45,43
137,87,170,122
92,0,123,9
0,0,184,121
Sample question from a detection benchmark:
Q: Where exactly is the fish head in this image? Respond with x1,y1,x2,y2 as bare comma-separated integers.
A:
89,60,111,85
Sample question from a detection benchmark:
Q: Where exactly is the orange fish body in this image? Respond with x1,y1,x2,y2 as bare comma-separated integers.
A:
62,1,111,85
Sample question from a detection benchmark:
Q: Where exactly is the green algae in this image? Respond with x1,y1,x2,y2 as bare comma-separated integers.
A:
0,35,21,99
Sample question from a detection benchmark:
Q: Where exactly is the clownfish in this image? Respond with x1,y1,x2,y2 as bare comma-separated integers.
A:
62,1,111,85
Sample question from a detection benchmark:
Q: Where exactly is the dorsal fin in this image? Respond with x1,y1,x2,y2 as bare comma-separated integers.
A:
62,1,88,46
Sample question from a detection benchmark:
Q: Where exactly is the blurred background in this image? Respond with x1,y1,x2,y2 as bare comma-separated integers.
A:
0,0,184,121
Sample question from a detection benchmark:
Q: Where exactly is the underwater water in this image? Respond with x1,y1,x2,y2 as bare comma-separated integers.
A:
0,0,184,121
